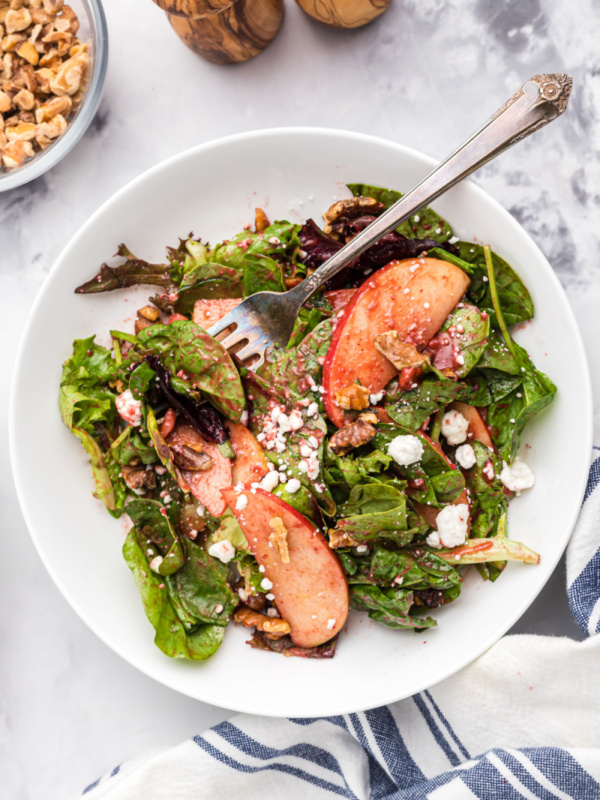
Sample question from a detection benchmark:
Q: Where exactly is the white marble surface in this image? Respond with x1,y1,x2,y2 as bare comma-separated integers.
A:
2,0,600,796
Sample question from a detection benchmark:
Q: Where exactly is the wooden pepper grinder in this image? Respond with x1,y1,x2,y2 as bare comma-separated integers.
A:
152,0,284,64
295,0,391,28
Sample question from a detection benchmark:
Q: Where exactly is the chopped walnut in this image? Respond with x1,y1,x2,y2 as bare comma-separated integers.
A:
13,87,34,109
269,517,290,564
170,442,213,472
334,382,370,411
374,330,430,372
234,607,291,639
0,0,87,174
254,207,270,232
323,196,385,235
5,7,31,33
34,92,68,120
328,528,359,549
2,137,33,167
121,465,157,493
329,412,378,456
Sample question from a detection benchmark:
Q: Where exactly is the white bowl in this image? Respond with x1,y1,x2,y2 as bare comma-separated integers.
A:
9,128,592,717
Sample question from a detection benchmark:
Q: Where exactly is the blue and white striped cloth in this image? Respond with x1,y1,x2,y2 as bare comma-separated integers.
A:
82,451,600,800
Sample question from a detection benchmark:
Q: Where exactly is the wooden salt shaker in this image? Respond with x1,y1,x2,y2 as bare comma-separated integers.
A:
152,0,284,64
295,0,391,28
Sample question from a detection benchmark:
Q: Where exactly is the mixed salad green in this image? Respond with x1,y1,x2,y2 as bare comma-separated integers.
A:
59,184,555,661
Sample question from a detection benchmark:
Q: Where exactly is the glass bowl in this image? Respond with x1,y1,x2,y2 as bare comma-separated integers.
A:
0,0,108,192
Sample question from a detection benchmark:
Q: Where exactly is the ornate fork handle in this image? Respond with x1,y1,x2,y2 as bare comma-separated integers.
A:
288,73,572,306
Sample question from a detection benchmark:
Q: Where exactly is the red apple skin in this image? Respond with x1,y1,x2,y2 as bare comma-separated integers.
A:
222,487,349,648
193,298,241,330
225,420,270,485
324,289,357,314
167,424,232,517
323,257,470,428
448,401,494,450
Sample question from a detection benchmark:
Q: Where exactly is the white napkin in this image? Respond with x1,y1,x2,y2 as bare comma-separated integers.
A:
79,454,600,799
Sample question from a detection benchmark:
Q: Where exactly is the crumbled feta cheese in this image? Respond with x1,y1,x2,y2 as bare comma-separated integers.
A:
288,410,304,430
482,460,495,481
277,413,291,433
426,503,469,549
235,494,248,510
266,608,280,617
275,441,286,453
306,458,320,480
261,577,273,591
256,432,266,442
155,465,166,475
285,478,301,494
327,618,336,630
208,539,236,563
388,434,424,466
115,389,143,426
307,402,319,417
354,544,368,555
300,444,313,458
455,443,476,470
271,406,282,422
259,565,265,573
308,436,319,449
238,587,247,602
196,504,205,517
266,593,275,601
441,410,469,445
369,390,385,405
215,604,224,614
149,555,163,572
500,459,535,492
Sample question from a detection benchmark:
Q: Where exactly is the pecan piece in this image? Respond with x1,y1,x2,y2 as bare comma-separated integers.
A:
269,517,290,563
334,382,370,411
329,412,378,456
374,330,430,372
170,442,213,472
323,196,385,235
234,607,291,639
254,207,270,232
122,465,157,493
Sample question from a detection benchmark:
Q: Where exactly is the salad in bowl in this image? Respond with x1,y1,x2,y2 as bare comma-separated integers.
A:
59,183,556,662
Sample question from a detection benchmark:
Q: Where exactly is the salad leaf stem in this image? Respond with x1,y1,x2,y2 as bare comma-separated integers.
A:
484,245,517,359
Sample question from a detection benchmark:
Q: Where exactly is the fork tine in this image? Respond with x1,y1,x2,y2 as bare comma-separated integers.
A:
218,330,252,351
234,341,264,362
206,308,241,338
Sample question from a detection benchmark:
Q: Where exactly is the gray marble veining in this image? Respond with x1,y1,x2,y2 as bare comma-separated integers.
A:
1,0,599,797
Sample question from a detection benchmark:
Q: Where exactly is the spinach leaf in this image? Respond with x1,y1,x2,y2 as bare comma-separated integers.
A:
487,347,556,462
350,584,436,630
112,429,157,466
439,304,490,377
386,375,488,431
129,361,156,399
286,307,325,350
173,538,236,625
123,531,225,660
463,442,507,539
126,498,185,575
332,483,410,545
137,320,245,422
243,254,286,296
209,221,302,272
458,243,533,327
477,331,520,374
347,183,453,243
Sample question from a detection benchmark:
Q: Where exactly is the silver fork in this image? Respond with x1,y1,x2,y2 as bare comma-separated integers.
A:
208,74,572,368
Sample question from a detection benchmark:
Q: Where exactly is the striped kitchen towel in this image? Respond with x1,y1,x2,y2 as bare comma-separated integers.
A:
81,453,600,800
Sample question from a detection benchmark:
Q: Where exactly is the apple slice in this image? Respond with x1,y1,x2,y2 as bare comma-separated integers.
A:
324,289,357,314
448,401,494,450
167,424,232,517
323,257,470,427
223,487,349,648
225,420,270,485
193,298,241,330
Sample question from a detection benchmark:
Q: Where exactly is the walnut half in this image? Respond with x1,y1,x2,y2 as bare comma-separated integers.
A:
323,196,385,235
329,412,378,456
374,330,430,372
269,517,290,563
234,607,291,640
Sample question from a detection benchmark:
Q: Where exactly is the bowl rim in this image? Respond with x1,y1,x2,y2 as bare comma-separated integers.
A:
9,127,594,715
0,0,109,193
